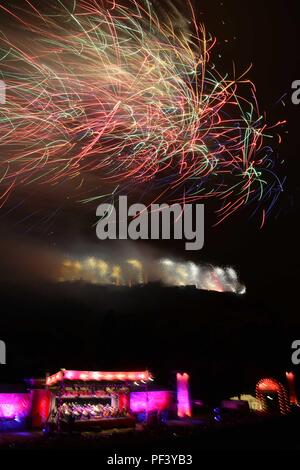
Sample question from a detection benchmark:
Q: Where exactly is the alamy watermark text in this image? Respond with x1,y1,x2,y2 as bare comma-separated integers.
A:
0,340,6,365
96,196,204,251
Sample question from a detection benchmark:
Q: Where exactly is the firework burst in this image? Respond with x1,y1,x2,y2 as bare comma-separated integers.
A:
59,255,245,294
0,0,284,223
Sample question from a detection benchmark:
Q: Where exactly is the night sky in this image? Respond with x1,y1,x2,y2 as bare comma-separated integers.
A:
0,0,300,398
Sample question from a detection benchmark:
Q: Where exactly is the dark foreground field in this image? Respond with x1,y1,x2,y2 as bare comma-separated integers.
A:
1,414,300,454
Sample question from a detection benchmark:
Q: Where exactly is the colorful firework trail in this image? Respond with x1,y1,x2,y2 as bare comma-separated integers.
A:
0,0,284,223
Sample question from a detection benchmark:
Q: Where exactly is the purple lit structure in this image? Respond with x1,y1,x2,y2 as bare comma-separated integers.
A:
130,391,172,413
176,373,192,418
0,369,193,432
